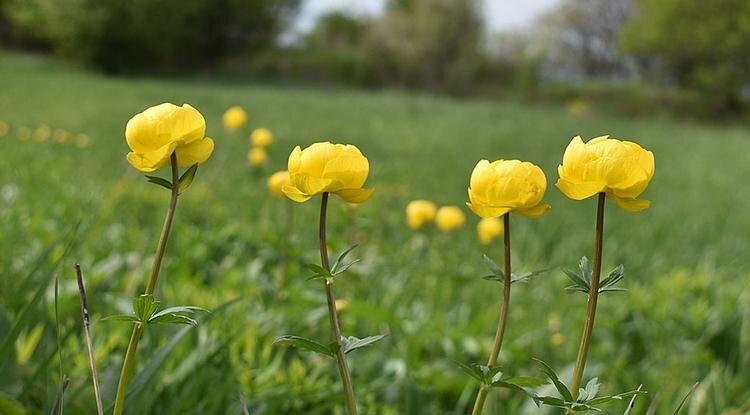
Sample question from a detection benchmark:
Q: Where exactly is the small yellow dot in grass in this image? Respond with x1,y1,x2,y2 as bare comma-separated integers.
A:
53,129,70,144
34,124,51,141
74,134,91,148
550,333,564,347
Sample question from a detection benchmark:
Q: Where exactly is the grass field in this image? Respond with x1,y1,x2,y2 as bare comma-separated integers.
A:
1,50,749,414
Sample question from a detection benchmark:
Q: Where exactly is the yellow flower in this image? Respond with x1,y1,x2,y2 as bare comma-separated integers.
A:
0,121,8,137
556,135,655,211
335,299,349,312
250,128,273,147
52,129,70,144
477,217,503,245
125,103,214,173
74,134,90,148
435,206,466,231
550,333,564,347
467,159,550,219
405,200,437,229
222,106,247,132
282,141,373,204
247,146,269,166
34,125,50,141
267,170,290,197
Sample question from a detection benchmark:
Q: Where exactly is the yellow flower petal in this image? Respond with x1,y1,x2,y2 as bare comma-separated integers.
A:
175,137,214,167
282,185,312,203
126,142,177,172
516,203,551,218
466,202,510,219
607,193,651,212
555,177,604,200
335,188,374,204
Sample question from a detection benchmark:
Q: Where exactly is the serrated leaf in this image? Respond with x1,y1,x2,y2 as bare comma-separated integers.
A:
533,358,573,402
341,334,386,354
564,269,590,293
273,335,333,357
148,313,197,326
579,257,592,285
455,361,484,382
145,175,173,190
483,254,503,277
101,314,140,323
331,244,359,274
177,164,198,193
133,294,159,322
511,269,548,284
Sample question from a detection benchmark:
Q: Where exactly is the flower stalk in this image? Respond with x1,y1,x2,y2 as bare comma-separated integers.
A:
113,153,180,415
472,213,512,415
319,192,358,415
566,192,606,413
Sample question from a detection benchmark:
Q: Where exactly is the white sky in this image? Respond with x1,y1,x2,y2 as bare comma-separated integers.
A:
294,0,560,33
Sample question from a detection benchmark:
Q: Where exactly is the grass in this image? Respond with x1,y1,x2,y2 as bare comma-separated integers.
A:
0,50,749,414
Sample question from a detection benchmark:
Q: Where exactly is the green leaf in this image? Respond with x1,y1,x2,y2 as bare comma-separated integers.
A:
578,377,600,403
482,274,503,282
177,163,198,193
306,263,333,280
150,305,210,319
455,361,484,382
273,335,334,357
599,264,626,294
331,244,359,274
332,259,360,276
341,334,386,354
579,256,592,285
564,269,590,293
483,254,503,277
133,294,159,322
145,175,173,190
511,269,548,284
533,396,568,408
148,313,197,326
587,388,646,406
672,382,699,415
533,358,573,402
101,314,140,323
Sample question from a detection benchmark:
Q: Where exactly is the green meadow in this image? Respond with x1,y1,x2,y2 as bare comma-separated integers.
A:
1,50,749,414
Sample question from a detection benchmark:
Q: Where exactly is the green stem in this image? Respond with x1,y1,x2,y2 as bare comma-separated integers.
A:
566,192,606,413
319,192,358,415
113,153,180,415
471,213,512,415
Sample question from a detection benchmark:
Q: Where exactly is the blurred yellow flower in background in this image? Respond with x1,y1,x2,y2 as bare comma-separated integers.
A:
282,141,373,203
566,98,590,117
405,200,437,229
53,128,70,144
467,159,550,219
550,333,564,347
74,134,90,148
34,124,50,141
250,128,273,147
435,206,466,231
0,121,8,137
477,217,503,245
556,135,655,211
222,106,247,132
125,103,214,172
248,146,269,166
267,170,290,197
335,299,349,312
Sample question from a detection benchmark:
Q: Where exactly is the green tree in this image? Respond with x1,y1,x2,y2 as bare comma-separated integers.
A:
621,0,750,114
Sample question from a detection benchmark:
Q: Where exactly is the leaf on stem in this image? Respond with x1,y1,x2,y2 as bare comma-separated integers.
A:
341,334,386,354
148,306,209,326
533,358,573,402
133,294,159,322
306,263,333,281
177,163,198,194
145,175,173,190
273,335,334,357
331,244,360,276
599,264,627,293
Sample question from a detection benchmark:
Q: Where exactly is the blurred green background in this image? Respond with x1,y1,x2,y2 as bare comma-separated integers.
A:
1,0,749,414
